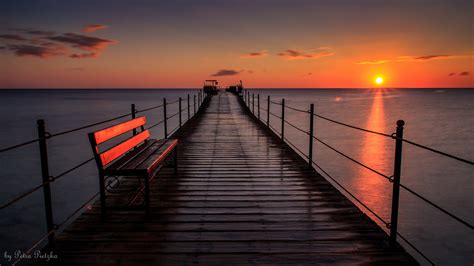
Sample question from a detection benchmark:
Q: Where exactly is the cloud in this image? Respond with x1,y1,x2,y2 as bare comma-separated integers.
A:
6,44,65,58
448,72,456,76
278,49,334,60
47,33,114,51
357,59,391,65
211,69,241,76
459,71,470,76
0,28,115,59
82,24,108,33
70,52,98,59
396,55,454,62
240,50,268,58
0,34,27,41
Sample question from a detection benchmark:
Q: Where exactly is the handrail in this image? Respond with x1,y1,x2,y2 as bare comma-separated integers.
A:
242,91,472,265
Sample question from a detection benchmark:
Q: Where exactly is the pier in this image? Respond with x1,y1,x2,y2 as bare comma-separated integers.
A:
51,92,417,264
2,90,472,265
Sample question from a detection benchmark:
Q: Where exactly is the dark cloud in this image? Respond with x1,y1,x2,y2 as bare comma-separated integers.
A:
1,27,115,59
26,30,55,36
241,50,268,58
70,52,98,59
47,33,114,51
0,34,27,41
278,49,334,60
459,71,470,76
6,44,65,58
448,72,456,76
211,69,241,76
82,24,108,33
0,46,6,50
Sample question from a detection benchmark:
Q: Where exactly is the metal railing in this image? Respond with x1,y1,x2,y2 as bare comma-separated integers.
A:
0,90,207,265
242,89,473,265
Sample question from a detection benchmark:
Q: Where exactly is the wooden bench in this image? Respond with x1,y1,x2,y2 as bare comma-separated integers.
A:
88,116,178,216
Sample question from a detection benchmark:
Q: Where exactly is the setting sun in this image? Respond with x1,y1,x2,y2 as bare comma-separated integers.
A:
375,76,384,85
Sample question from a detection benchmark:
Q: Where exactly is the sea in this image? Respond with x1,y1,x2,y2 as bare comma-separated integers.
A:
0,88,472,265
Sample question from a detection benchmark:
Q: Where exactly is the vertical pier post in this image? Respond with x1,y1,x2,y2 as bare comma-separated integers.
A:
163,98,168,138
187,94,190,120
281,99,285,141
194,95,196,115
179,97,182,128
37,119,55,248
390,120,405,246
308,104,314,168
267,96,270,127
257,94,260,120
252,93,255,114
131,104,137,136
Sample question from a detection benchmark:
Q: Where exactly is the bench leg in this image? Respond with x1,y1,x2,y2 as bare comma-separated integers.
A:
99,173,106,219
144,175,151,216
173,147,178,174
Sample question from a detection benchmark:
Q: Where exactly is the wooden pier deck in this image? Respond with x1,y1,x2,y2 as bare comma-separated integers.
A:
54,92,417,265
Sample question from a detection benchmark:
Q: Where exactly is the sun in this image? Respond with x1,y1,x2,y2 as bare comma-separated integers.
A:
374,76,384,85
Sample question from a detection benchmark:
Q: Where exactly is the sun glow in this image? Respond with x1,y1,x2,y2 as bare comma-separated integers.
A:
374,76,384,85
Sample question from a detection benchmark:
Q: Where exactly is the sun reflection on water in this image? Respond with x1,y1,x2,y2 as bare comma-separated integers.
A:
354,89,392,217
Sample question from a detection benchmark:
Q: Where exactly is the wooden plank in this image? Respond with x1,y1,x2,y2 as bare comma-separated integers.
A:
100,130,150,166
94,116,146,144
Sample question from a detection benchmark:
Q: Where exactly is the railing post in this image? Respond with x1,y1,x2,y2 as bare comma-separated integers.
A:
308,104,314,168
267,95,270,127
194,95,196,115
257,94,260,120
187,94,190,120
37,119,55,248
163,98,168,138
252,93,255,114
281,99,285,140
179,97,182,128
131,104,137,136
390,120,405,246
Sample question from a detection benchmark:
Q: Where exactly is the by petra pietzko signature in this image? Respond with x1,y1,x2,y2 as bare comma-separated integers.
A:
3,250,58,263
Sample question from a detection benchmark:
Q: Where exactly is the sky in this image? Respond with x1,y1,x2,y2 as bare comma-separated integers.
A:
0,0,472,88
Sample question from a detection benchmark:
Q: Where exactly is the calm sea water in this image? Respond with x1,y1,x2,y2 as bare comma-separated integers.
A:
0,89,472,265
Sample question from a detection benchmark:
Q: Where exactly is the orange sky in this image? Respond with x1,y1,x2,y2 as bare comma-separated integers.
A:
0,0,472,88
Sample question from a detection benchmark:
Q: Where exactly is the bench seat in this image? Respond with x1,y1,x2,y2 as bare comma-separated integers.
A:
105,139,178,176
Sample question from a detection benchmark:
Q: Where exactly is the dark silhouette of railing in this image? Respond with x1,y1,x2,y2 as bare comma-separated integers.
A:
0,90,207,265
241,89,473,265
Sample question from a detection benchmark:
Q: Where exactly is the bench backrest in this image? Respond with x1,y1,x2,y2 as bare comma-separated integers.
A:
89,116,149,168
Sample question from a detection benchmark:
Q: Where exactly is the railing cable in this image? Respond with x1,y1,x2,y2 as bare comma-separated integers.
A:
0,138,40,153
284,120,309,135
310,159,390,226
398,137,473,165
49,113,131,138
312,135,392,180
313,113,392,138
399,183,473,229
286,104,309,113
